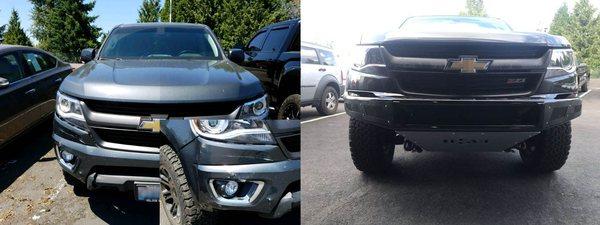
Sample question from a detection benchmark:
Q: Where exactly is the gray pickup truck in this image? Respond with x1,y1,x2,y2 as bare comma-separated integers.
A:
53,23,269,201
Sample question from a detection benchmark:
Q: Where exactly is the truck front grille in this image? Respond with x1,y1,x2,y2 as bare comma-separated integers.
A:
92,128,167,148
383,41,548,59
84,99,242,117
395,71,543,97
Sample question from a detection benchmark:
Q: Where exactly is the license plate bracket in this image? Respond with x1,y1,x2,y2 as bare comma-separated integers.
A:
134,181,159,202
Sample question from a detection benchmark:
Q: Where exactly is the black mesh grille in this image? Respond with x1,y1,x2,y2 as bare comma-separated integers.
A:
84,99,242,117
383,41,548,59
93,128,167,147
279,134,300,152
395,71,543,97
394,104,541,128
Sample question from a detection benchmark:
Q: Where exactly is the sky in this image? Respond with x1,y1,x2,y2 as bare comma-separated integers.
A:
0,0,146,43
302,0,600,61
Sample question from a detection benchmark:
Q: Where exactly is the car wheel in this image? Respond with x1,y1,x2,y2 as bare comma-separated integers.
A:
581,80,588,92
316,86,339,115
520,122,571,172
160,145,215,225
349,118,395,173
277,94,301,119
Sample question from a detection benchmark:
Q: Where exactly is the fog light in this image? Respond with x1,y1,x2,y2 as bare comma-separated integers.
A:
61,150,74,162
214,180,239,198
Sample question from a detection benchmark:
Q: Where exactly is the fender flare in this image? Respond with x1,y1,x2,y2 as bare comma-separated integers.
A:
313,75,340,103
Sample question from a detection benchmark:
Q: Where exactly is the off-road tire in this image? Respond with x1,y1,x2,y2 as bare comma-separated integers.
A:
349,118,395,173
316,86,339,115
520,122,571,172
277,94,301,119
160,145,215,225
581,80,588,92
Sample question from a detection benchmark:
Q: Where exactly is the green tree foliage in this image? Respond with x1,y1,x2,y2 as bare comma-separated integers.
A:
3,9,32,46
549,0,600,73
158,0,298,49
549,3,570,35
30,0,100,62
460,0,487,17
0,25,5,41
138,0,161,23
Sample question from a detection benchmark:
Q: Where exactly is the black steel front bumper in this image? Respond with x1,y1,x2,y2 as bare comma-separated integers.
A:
345,93,582,151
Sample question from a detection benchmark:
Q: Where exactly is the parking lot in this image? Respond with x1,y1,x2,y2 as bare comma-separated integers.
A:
301,81,600,225
0,120,298,225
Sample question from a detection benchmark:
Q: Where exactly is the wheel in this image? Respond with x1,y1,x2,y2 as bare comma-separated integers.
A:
316,86,339,115
160,145,215,225
349,118,395,173
520,122,571,172
277,94,301,120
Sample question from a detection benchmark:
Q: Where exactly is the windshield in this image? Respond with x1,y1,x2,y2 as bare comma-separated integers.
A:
99,26,221,60
400,16,512,33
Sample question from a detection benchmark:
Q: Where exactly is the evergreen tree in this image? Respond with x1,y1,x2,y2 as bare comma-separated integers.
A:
158,0,298,49
0,25,5,42
30,0,100,62
138,0,161,23
549,3,570,36
3,9,32,46
460,0,487,17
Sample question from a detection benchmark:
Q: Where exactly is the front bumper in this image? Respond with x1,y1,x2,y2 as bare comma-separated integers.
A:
53,116,159,191
177,136,300,217
345,93,582,151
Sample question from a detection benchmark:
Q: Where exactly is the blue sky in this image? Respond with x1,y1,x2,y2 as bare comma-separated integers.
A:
0,0,152,42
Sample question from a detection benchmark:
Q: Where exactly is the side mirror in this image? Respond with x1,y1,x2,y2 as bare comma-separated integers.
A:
80,48,95,63
228,48,244,64
0,77,9,88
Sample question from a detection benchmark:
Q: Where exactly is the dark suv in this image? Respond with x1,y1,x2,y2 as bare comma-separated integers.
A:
346,16,582,173
0,45,71,148
53,23,268,201
229,19,300,119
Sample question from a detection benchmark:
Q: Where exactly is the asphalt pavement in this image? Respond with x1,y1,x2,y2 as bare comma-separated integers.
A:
301,82,600,225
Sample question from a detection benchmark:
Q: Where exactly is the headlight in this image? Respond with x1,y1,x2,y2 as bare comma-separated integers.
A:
351,45,386,75
190,120,275,144
547,49,576,78
56,91,86,129
238,95,268,119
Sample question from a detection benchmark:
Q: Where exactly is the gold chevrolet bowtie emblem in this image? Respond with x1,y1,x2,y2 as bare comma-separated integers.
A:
139,118,162,133
446,57,492,73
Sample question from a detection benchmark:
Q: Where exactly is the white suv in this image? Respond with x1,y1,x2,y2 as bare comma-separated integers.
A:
300,42,344,115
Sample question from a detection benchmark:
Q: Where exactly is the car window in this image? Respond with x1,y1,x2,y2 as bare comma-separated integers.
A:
318,50,336,66
99,26,221,60
0,54,23,83
262,27,289,53
301,47,319,64
247,31,267,52
23,52,55,75
289,30,300,52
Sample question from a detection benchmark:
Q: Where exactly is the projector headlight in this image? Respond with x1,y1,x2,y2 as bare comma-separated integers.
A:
351,45,386,75
239,95,268,119
56,91,86,129
546,49,576,78
190,120,275,144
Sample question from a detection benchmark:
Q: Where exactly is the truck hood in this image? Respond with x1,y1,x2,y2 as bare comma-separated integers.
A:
379,30,571,48
59,59,264,103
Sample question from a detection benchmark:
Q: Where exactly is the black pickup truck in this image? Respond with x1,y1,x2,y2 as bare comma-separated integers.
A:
345,16,582,173
229,19,300,119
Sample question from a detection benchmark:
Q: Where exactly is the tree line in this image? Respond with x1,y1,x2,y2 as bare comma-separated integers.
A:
0,0,298,62
549,0,600,77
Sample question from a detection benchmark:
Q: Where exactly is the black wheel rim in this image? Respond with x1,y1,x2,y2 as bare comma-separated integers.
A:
160,167,180,222
281,103,300,119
